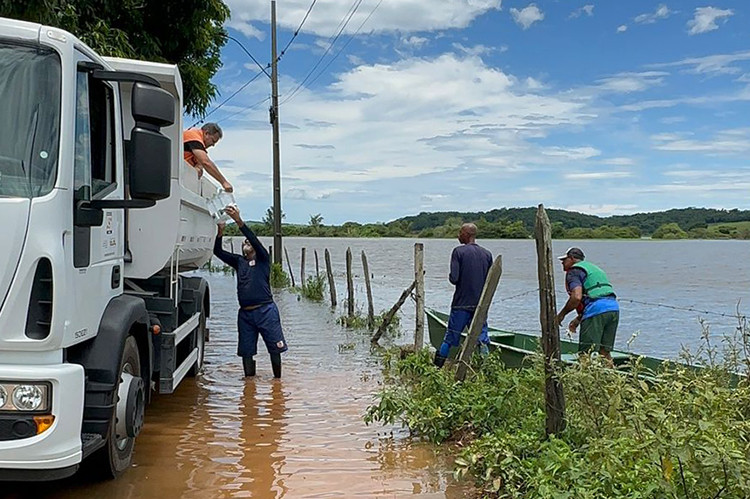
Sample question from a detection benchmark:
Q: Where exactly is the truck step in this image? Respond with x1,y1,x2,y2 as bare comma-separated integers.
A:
81,432,105,458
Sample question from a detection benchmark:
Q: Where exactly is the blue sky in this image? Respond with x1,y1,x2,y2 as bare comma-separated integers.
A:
202,1,750,224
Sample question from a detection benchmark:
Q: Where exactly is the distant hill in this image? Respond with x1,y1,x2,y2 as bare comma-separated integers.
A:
393,207,750,236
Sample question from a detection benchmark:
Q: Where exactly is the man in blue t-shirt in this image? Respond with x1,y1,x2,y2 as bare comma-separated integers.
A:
555,247,619,364
434,223,493,368
214,205,288,378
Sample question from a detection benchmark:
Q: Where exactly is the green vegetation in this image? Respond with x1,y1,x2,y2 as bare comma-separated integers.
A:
270,263,290,289
222,207,750,240
366,348,750,498
299,274,326,301
2,0,229,116
338,310,402,336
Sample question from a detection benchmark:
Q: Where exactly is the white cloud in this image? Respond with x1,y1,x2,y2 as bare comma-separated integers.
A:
601,157,636,166
452,43,496,57
596,71,667,93
634,4,672,24
564,172,633,180
650,51,750,76
616,25,628,33
402,36,429,49
687,6,734,35
570,4,594,18
212,53,598,221
564,204,639,216
652,128,750,154
510,4,545,30
225,0,502,37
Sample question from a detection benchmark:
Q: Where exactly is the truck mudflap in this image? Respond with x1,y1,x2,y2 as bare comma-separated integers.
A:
0,363,85,480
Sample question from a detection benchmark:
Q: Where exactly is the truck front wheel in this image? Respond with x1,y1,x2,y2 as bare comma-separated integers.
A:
98,336,143,478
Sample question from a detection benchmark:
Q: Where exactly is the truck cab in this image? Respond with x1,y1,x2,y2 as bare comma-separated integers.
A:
0,17,217,480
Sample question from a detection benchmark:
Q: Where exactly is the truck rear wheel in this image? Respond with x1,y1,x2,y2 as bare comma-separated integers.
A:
97,336,143,478
188,311,206,377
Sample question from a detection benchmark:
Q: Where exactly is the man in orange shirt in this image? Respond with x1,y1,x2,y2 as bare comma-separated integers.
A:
183,122,233,192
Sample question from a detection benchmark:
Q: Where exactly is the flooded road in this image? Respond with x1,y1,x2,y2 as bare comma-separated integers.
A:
14,271,470,498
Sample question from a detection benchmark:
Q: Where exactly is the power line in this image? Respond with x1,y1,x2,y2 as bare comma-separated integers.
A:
277,0,318,62
217,96,271,124
191,69,266,127
302,0,383,91
226,35,271,79
279,0,365,106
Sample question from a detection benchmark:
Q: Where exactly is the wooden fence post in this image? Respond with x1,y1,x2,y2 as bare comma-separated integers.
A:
346,247,354,318
269,245,273,263
315,250,320,277
300,247,306,287
414,243,425,350
362,250,374,330
455,256,503,382
284,246,296,288
325,249,337,307
371,280,416,345
535,204,566,435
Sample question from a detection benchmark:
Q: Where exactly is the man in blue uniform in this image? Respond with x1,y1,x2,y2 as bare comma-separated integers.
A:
434,223,493,368
214,206,287,378
555,247,619,364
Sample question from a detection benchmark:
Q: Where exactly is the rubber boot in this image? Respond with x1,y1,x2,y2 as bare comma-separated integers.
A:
270,353,282,379
242,356,256,377
433,351,446,368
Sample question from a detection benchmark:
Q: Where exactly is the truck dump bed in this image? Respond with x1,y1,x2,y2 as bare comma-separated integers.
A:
103,58,218,279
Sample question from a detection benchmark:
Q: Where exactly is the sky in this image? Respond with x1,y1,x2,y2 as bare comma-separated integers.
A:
198,0,750,225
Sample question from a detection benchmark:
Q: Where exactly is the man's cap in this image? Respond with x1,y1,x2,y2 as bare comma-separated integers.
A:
557,247,585,261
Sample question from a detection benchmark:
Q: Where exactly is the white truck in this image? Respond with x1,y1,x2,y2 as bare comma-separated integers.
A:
0,17,220,479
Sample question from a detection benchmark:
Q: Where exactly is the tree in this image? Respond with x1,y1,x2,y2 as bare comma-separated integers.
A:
1,0,230,116
651,223,687,239
309,214,324,227
262,206,285,228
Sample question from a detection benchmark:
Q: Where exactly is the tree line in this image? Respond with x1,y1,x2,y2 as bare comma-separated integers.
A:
222,207,750,240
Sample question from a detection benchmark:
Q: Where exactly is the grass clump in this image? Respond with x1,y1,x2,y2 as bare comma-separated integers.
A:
300,274,326,301
270,263,290,288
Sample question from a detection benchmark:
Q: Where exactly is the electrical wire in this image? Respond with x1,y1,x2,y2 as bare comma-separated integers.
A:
227,35,271,79
279,0,365,106
217,96,272,124
277,0,318,62
190,69,266,127
302,0,383,91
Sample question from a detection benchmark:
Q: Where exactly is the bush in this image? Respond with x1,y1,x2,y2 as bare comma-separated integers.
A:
301,274,326,301
270,263,290,288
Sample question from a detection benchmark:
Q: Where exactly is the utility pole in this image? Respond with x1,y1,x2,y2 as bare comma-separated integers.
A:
270,0,282,265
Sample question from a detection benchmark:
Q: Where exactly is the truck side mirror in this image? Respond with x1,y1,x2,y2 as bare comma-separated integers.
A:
128,83,175,201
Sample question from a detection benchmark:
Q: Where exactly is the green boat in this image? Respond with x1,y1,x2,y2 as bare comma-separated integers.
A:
426,308,674,374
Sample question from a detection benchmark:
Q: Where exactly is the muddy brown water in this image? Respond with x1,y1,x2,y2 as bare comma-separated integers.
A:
11,272,472,498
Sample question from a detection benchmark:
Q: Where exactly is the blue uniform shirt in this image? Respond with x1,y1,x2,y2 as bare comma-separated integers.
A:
214,225,273,308
566,267,619,320
449,243,493,310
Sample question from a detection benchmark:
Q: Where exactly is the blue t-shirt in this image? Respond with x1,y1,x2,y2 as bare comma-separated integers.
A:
566,267,619,320
213,225,273,308
449,243,493,310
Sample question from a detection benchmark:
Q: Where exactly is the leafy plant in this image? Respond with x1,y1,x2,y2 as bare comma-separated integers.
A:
270,263,290,289
300,274,326,301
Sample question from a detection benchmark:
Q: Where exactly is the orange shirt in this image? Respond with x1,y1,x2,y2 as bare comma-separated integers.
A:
183,129,205,166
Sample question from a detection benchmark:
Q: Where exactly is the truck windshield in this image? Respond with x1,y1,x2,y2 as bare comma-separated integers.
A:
0,41,61,198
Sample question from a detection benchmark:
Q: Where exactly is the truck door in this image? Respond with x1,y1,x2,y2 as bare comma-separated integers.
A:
68,54,125,344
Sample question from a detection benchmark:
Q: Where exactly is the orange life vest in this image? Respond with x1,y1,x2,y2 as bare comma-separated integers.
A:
183,129,205,166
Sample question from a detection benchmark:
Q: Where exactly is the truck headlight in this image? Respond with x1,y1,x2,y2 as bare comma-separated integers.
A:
12,385,45,411
0,382,51,412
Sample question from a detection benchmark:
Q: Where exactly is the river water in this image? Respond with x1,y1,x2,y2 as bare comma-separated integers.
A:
10,237,749,497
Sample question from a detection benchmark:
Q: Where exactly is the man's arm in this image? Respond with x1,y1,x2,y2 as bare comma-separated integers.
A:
449,248,460,285
556,269,585,325
192,149,233,192
213,223,239,269
226,206,269,262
